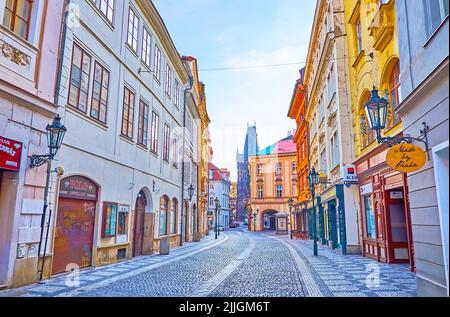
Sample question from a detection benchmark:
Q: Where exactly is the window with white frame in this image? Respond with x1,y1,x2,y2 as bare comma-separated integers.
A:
257,164,263,175
174,80,180,108
276,184,283,198
355,16,363,53
163,124,170,162
425,0,449,37
150,111,159,154
153,45,162,81
330,132,340,168
320,148,327,173
141,27,151,67
257,185,264,198
90,0,114,23
165,64,172,97
126,7,139,53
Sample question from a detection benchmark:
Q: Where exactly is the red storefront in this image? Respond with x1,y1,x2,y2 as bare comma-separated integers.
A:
355,144,415,271
52,176,98,274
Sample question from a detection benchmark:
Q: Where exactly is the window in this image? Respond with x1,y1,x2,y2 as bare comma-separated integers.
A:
174,80,180,108
90,0,114,23
356,17,363,53
318,96,325,123
331,132,340,168
3,0,33,40
276,184,283,198
364,195,376,239
172,133,179,167
163,124,170,162
170,200,177,234
153,45,162,81
165,64,172,97
121,87,135,139
257,185,264,198
102,202,118,238
159,196,169,236
275,162,282,175
209,197,214,206
150,111,159,154
90,62,109,123
257,164,263,175
126,7,139,52
117,206,129,235
142,27,152,67
137,100,149,146
292,162,297,174
320,148,327,173
425,0,449,37
389,61,402,127
68,44,92,113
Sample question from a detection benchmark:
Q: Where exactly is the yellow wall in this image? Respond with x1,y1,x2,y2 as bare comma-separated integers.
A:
344,0,402,160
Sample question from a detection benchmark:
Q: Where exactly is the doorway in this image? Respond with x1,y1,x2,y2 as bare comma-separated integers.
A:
133,191,147,257
263,211,276,230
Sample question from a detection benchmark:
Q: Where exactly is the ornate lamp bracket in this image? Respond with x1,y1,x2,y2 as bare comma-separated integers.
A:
377,122,430,159
30,155,52,168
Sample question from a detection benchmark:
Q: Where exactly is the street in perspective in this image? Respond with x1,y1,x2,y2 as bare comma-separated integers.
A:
0,0,448,299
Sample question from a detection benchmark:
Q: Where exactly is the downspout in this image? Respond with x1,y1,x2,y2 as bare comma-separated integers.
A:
180,76,194,246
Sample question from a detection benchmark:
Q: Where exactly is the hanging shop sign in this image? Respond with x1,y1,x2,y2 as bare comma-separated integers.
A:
0,136,22,172
343,165,358,185
386,143,427,173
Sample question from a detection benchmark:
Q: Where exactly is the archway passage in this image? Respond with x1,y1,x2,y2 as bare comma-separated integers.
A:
263,210,277,230
133,191,147,257
52,176,98,275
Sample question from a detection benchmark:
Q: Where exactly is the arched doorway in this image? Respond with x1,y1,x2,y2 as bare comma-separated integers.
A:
52,176,98,275
133,191,147,257
263,210,277,230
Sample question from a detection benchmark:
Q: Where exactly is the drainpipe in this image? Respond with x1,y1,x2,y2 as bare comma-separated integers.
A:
180,76,194,246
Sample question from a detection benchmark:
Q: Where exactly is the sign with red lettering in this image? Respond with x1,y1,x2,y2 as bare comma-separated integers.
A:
0,136,22,172
59,176,98,201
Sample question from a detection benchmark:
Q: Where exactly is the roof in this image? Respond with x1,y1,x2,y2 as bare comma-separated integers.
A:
208,163,229,181
255,135,296,156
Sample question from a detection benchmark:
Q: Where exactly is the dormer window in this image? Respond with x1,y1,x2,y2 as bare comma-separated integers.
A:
3,0,33,40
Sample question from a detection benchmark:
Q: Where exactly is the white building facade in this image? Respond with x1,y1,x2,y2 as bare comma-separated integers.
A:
44,0,190,277
208,164,231,229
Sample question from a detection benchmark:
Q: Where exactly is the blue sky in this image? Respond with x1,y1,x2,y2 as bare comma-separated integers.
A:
153,0,315,180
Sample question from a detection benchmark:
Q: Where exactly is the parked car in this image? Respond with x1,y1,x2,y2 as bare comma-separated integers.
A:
217,225,224,232
229,222,240,228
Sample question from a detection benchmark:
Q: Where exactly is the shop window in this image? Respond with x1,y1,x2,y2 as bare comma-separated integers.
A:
364,195,376,239
3,0,33,40
117,206,129,235
159,196,169,236
102,202,118,238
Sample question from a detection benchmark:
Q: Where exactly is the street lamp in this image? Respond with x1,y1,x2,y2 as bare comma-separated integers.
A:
30,114,67,282
188,184,195,201
288,197,295,240
308,167,319,257
214,197,220,239
365,86,389,144
246,201,252,230
365,86,431,151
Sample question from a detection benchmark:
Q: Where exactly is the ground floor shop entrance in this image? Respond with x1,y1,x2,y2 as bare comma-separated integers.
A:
52,176,98,275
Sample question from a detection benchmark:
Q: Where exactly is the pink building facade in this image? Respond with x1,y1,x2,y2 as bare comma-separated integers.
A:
0,0,65,289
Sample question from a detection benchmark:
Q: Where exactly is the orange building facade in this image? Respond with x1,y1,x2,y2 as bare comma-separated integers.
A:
287,69,310,239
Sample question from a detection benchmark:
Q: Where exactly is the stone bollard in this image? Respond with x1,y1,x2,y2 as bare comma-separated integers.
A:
159,238,170,255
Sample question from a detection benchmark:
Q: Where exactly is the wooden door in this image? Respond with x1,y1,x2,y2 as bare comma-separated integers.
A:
133,194,146,257
52,198,95,274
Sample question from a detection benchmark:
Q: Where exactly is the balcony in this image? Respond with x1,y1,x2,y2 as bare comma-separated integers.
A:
368,1,395,51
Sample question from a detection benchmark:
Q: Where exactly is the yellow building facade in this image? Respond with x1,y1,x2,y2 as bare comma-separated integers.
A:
248,136,298,232
344,0,415,270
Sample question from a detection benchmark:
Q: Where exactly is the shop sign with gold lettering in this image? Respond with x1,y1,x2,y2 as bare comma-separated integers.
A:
386,144,427,173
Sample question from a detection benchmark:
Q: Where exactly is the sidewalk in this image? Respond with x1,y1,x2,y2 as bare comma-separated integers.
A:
282,236,417,297
0,232,226,297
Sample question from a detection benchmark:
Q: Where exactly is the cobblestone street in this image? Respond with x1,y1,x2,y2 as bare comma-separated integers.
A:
0,229,417,298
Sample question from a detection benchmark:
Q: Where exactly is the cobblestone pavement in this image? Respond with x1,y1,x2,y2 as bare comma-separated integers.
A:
0,230,417,297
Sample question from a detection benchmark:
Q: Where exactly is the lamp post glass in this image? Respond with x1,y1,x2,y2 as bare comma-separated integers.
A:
308,167,319,256
188,184,194,201
365,87,389,139
47,114,67,157
288,197,294,239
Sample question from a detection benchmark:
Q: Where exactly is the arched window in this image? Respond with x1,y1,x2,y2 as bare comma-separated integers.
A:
159,196,169,236
170,199,177,234
389,61,402,127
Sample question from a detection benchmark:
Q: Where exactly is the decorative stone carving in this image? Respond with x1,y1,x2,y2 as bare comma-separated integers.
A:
1,42,30,66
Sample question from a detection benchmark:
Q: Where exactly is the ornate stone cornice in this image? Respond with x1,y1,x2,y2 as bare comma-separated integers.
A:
1,41,30,66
